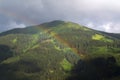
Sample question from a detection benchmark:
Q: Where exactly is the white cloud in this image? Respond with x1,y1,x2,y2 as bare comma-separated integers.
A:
86,22,120,33
0,21,26,32
86,22,95,28
99,22,120,33
8,21,26,28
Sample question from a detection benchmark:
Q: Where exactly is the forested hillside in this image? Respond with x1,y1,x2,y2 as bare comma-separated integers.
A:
0,20,120,80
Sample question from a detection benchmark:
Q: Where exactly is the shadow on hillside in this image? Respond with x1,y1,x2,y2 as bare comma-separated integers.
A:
0,44,41,80
0,45,13,62
66,56,120,80
0,27,40,36
0,60,42,80
0,52,42,80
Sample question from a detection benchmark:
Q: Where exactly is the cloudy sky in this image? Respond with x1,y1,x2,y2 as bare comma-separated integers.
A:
0,0,120,33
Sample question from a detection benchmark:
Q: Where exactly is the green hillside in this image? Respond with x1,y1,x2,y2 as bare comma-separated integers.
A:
0,20,120,80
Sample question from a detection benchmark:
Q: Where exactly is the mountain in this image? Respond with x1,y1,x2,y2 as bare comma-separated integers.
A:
0,20,120,80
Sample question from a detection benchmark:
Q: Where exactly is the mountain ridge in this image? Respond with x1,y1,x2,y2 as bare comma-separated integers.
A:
0,20,120,38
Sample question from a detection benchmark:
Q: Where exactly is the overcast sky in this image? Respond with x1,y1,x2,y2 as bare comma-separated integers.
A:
0,0,120,33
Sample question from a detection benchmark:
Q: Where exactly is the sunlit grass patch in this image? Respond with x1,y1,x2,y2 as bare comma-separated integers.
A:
92,34,105,40
92,34,113,42
12,38,17,44
2,56,20,64
54,45,61,51
31,44,40,49
83,27,91,31
60,58,73,71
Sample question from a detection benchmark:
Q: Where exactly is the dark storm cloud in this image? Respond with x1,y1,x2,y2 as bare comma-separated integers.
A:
0,0,120,33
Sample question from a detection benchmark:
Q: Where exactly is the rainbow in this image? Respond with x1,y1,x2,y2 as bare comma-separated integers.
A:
0,9,37,24
39,26,83,56
0,9,83,56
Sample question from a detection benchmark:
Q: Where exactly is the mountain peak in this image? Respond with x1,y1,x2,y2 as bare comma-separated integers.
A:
50,20,65,23
41,20,65,27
